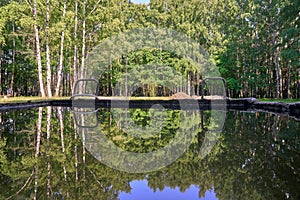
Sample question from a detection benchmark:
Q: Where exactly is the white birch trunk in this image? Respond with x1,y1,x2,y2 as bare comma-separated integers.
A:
80,0,86,81
73,117,79,182
73,0,78,89
9,22,15,96
57,107,67,181
33,0,45,97
34,107,43,200
55,0,67,97
35,107,43,158
46,106,51,198
45,0,52,97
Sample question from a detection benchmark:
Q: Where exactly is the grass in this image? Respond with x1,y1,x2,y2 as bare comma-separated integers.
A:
1,96,300,104
0,96,171,104
258,98,300,103
0,96,70,104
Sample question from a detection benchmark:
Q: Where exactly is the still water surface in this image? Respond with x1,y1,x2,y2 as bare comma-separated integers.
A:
0,107,299,199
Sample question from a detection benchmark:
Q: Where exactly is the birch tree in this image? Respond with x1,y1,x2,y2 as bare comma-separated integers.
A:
80,0,86,80
73,0,79,89
45,0,52,97
33,0,46,97
54,0,67,96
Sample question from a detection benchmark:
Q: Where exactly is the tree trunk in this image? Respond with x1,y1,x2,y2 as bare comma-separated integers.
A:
187,72,191,96
81,114,86,179
0,58,2,95
45,0,52,97
119,56,122,96
110,59,114,96
73,0,78,92
74,117,79,183
298,69,300,98
55,0,67,97
57,107,67,181
125,54,128,97
57,107,65,152
34,107,43,200
33,0,45,97
35,107,43,158
287,64,291,98
80,0,86,80
46,106,51,198
254,29,259,98
9,22,15,97
274,44,281,98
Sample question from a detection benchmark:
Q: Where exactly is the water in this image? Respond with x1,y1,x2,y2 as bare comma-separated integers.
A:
0,107,299,199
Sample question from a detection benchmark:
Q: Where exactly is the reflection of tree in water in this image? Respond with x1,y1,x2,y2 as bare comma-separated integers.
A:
0,109,299,199
210,112,300,200
99,108,200,153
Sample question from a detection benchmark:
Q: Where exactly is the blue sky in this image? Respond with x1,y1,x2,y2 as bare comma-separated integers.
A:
119,180,218,200
131,0,150,4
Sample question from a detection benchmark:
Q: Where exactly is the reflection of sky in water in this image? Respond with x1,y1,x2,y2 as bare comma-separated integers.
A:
119,180,218,200
130,0,150,4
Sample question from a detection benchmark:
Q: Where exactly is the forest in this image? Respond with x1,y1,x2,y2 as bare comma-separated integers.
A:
0,0,299,98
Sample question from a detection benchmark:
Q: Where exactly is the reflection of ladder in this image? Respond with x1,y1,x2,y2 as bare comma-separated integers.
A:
71,79,99,128
198,108,226,158
200,77,226,132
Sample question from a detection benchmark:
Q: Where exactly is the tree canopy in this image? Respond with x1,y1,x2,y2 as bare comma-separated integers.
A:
0,0,299,98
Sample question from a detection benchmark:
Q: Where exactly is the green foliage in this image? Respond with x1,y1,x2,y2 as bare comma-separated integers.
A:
0,0,299,97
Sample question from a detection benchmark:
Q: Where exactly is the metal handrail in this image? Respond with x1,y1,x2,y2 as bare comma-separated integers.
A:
201,77,227,100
